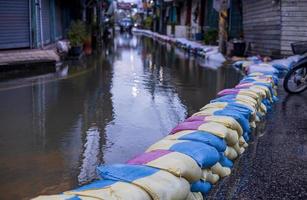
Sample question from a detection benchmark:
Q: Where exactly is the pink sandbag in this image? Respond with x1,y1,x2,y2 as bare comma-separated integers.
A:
217,89,240,96
127,150,202,183
170,121,206,134
127,150,171,165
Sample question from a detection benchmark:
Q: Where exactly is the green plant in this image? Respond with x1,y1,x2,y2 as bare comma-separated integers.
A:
204,29,218,45
67,20,87,47
144,16,153,30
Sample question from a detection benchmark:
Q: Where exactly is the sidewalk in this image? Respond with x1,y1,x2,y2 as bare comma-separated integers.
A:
207,87,307,199
0,49,59,68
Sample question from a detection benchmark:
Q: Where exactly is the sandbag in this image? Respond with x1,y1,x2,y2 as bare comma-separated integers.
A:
171,121,240,147
191,180,212,195
146,140,220,168
32,195,82,200
164,130,227,152
211,163,231,178
33,180,152,200
65,180,152,200
201,169,220,184
193,110,251,142
201,102,256,122
185,115,244,137
186,192,204,200
97,164,190,200
127,150,202,183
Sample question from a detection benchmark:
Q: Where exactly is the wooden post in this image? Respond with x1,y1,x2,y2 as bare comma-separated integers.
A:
218,1,228,54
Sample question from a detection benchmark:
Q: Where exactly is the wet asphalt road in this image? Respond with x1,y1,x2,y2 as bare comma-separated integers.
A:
208,87,307,199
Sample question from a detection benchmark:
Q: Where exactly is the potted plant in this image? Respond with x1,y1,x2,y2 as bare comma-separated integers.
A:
83,32,92,55
67,20,86,56
204,29,218,45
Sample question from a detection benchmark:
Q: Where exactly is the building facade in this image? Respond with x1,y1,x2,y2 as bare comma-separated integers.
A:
163,0,242,40
0,0,81,50
242,0,307,56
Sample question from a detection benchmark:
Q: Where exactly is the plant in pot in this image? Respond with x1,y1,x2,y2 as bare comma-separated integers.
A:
204,29,218,45
83,32,92,55
67,20,86,56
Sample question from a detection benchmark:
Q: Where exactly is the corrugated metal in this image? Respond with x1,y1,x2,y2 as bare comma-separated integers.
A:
0,0,30,49
42,0,51,44
229,0,243,39
281,0,307,55
55,0,63,39
242,0,281,56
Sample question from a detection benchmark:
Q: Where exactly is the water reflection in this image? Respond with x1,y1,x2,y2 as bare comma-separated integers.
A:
78,126,101,184
0,33,241,199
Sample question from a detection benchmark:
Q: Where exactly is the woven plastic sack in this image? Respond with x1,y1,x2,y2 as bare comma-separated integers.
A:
33,180,152,200
191,180,212,195
186,192,204,200
32,195,80,200
171,121,240,147
67,180,151,200
165,130,227,152
201,102,256,122
97,164,190,200
247,63,279,75
201,169,220,184
185,115,244,140
127,150,202,183
146,140,220,168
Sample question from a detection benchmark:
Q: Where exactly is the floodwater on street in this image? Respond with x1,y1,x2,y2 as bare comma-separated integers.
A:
0,33,241,199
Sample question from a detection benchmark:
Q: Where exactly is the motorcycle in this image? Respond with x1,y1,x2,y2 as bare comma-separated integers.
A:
283,42,307,94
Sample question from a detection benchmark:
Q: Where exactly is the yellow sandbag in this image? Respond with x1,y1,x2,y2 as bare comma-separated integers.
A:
247,87,267,100
211,163,231,178
146,151,202,183
201,102,256,121
146,140,185,152
201,169,220,184
186,192,204,200
232,142,245,155
134,170,190,200
32,195,87,200
225,128,240,146
205,115,243,137
64,182,152,200
235,95,258,108
240,90,262,100
224,146,238,160
251,85,273,102
199,122,238,144
239,136,248,148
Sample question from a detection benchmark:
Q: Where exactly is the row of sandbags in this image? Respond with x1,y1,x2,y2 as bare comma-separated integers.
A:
132,28,226,62
233,55,303,76
33,70,279,200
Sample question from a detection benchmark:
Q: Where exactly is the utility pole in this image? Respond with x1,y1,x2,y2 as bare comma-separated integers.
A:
217,0,229,54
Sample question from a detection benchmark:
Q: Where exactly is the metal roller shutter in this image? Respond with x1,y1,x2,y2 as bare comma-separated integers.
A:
0,0,30,49
42,0,51,44
55,0,63,39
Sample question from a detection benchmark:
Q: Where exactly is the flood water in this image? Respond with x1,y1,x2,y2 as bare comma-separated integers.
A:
0,33,241,199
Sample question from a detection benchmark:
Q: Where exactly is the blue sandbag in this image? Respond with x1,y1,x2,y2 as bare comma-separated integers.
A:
97,164,158,182
72,179,117,192
219,153,233,168
262,99,272,111
213,109,251,133
191,180,212,195
170,141,221,168
211,96,254,120
176,131,227,152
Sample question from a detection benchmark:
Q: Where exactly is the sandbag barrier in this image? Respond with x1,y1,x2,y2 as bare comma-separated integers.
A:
33,53,299,199
132,28,226,63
